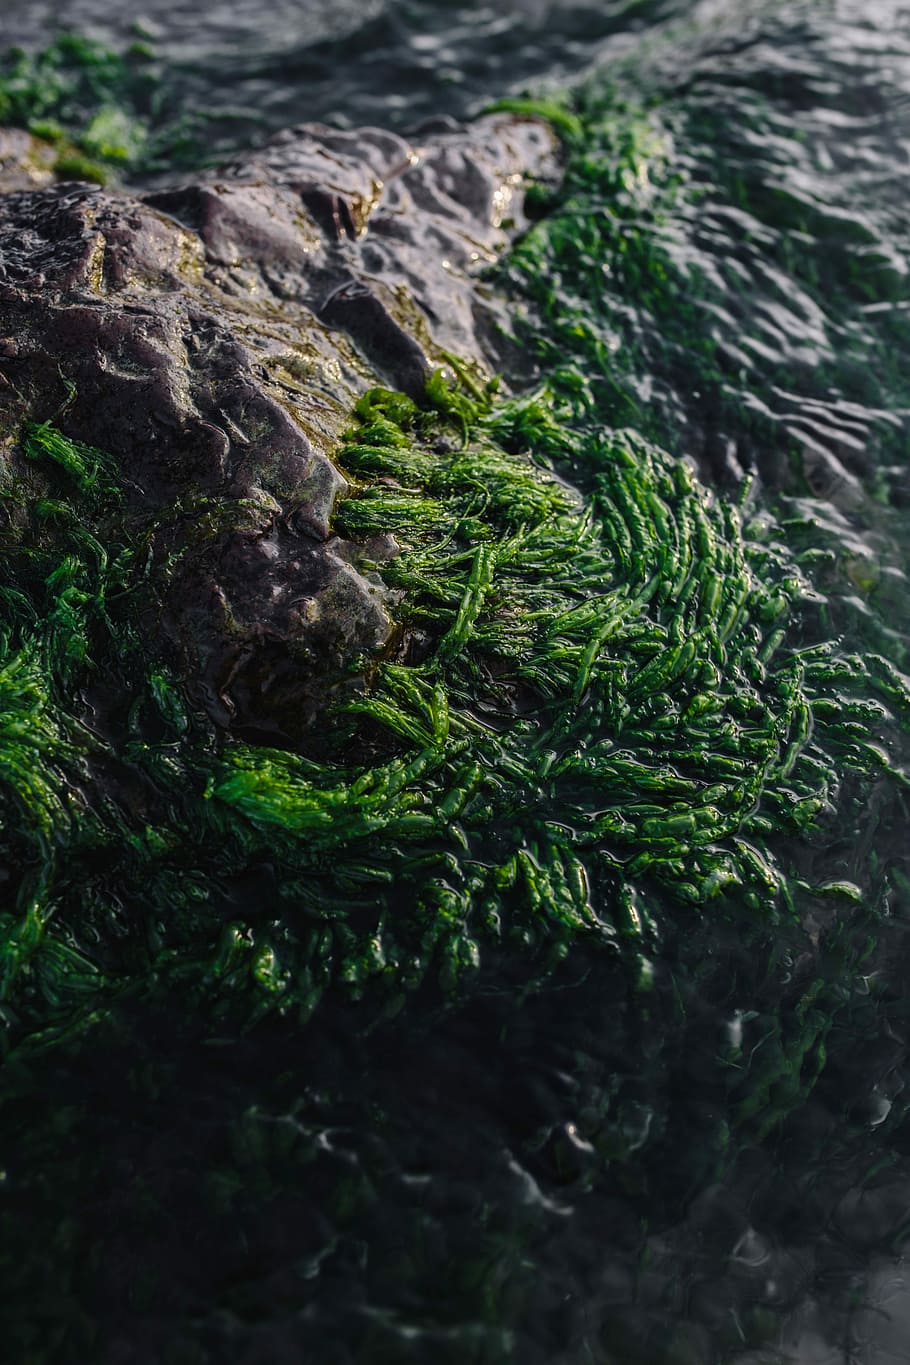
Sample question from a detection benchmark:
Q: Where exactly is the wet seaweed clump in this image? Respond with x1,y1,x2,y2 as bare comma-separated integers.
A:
1,355,906,1060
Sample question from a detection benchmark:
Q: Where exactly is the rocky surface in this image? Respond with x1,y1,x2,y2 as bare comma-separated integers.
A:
0,127,57,191
0,113,559,736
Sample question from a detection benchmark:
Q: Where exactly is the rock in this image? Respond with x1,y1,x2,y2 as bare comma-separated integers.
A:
0,127,57,191
0,114,560,738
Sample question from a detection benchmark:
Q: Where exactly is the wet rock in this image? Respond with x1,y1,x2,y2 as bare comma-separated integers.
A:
0,113,560,738
0,127,57,191
149,113,560,381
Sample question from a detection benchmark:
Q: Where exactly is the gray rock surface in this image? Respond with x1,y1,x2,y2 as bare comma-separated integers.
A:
0,114,559,737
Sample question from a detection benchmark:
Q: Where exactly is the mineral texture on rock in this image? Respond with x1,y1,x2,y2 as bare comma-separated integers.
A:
0,114,560,737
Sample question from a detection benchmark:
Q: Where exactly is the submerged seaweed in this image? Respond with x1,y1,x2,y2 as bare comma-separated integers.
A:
496,75,910,537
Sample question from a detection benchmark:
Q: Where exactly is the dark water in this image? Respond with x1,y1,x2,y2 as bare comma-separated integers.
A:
0,1,681,137
4,2,910,1363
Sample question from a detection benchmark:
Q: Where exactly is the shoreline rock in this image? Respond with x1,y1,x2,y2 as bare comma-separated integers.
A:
0,113,560,737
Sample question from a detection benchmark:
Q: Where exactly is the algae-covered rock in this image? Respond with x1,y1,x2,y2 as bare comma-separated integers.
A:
0,113,559,735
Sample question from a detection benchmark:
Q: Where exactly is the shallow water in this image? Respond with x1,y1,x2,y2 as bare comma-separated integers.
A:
1,1,683,143
3,2,910,1363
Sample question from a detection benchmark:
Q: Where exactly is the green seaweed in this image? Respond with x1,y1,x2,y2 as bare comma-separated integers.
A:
495,80,910,537
0,34,156,179
0,59,907,1175
0,366,902,1072
0,33,215,180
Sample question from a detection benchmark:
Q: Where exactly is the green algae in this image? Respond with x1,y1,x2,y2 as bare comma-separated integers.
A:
0,34,208,182
0,365,904,1065
495,79,910,528
0,52,907,1163
0,34,154,181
